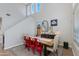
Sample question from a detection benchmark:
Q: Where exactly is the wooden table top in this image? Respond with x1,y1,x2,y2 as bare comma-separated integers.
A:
32,37,54,46
39,38,54,46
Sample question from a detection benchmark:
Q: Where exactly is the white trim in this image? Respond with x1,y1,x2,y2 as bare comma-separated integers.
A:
74,41,79,50
71,41,79,56
4,43,24,50
59,42,75,56
72,47,75,56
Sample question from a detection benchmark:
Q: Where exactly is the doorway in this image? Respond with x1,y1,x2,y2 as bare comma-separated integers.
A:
0,17,4,50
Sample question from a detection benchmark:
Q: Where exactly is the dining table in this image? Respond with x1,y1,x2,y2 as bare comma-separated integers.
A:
39,38,54,56
32,36,54,56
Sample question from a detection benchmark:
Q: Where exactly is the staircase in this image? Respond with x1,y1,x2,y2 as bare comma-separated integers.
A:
4,15,36,49
0,3,36,49
0,15,34,50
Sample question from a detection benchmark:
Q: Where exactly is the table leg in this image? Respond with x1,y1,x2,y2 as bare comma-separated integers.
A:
43,45,47,56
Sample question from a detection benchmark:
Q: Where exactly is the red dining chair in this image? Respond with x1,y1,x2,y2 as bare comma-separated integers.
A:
28,37,38,54
33,38,43,56
26,37,32,51
34,38,38,48
30,40,35,54
24,36,36,53
24,36,26,40
24,36,31,51
36,43,43,56
24,36,27,48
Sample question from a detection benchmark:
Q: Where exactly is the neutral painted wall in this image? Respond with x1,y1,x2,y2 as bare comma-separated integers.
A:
4,17,36,49
33,3,74,47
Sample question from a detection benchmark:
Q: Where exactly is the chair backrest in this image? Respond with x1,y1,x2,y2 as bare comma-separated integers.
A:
24,36,26,40
28,37,32,44
33,38,39,47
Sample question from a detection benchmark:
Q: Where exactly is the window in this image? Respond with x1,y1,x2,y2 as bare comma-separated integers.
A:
31,4,35,14
36,3,40,13
26,3,40,16
27,5,31,16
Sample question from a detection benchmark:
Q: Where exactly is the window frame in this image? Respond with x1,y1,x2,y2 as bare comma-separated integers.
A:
26,3,40,16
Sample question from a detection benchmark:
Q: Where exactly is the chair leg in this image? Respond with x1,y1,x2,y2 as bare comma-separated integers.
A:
39,52,42,56
37,50,42,56
53,51,56,56
56,49,58,56
27,47,30,51
31,46,35,54
38,51,42,56
32,49,35,54
24,44,27,48
53,49,58,56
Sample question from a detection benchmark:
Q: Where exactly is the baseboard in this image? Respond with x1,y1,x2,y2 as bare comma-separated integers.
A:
70,42,79,56
4,43,24,50
59,43,75,56
72,48,75,56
